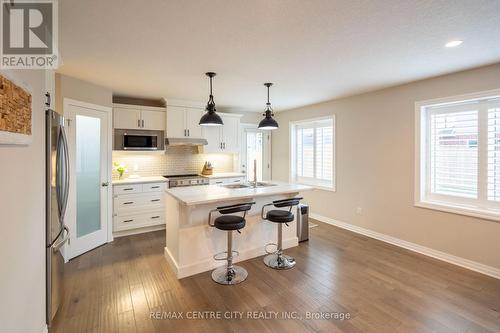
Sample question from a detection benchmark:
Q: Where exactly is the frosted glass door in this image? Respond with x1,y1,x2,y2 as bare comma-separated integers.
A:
65,100,111,261
76,115,101,237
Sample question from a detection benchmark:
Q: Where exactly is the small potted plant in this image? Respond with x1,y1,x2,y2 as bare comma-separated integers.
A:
113,162,127,179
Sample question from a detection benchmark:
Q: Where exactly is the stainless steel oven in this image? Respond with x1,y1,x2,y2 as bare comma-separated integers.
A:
114,129,165,151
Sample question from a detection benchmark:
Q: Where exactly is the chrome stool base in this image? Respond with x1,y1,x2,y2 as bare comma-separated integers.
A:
263,253,296,270
211,265,248,285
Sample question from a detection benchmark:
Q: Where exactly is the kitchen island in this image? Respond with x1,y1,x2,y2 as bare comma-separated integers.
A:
164,182,312,278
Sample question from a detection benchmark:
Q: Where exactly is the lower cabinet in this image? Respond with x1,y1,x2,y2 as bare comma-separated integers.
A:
113,182,166,234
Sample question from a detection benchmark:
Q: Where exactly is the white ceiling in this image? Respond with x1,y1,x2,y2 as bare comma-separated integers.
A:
58,0,500,112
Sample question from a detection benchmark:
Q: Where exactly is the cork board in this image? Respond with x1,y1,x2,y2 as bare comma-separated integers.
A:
0,74,32,135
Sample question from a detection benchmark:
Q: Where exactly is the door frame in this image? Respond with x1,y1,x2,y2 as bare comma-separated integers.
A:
62,98,112,261
240,123,272,181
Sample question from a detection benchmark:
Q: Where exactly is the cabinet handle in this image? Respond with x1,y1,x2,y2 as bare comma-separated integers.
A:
123,188,134,191
220,142,222,149
151,186,160,189
184,129,187,136
123,201,134,205
142,119,145,128
151,216,161,219
123,219,134,223
188,129,190,136
215,181,223,184
138,119,141,128
223,142,226,149
151,199,160,202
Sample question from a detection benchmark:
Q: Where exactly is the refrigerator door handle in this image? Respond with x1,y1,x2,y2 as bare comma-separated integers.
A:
55,126,64,219
59,125,70,223
52,225,70,251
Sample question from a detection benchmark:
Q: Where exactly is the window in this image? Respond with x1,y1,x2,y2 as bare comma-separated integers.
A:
291,116,335,190
416,90,500,221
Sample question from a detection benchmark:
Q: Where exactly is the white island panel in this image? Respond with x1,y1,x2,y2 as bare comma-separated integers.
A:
164,182,312,278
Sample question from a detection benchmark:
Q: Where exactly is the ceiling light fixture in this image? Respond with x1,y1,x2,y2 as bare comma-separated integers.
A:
258,83,279,130
199,72,223,126
445,40,463,48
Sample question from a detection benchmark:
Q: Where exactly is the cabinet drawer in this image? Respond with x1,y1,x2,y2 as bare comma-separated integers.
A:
142,182,165,192
114,193,164,215
113,184,142,195
113,211,164,232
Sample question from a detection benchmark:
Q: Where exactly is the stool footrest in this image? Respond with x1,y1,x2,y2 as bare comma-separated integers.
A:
264,242,278,255
213,250,240,261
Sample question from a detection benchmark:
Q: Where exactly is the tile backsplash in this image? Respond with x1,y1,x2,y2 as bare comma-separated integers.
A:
112,146,237,179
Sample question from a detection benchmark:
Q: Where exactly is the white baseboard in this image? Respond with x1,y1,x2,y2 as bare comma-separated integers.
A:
165,237,299,279
310,213,500,280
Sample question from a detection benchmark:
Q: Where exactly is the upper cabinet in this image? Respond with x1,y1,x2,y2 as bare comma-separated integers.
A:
202,113,242,153
113,104,166,131
166,106,204,139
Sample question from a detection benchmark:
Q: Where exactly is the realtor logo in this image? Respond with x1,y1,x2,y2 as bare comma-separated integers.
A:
1,0,59,69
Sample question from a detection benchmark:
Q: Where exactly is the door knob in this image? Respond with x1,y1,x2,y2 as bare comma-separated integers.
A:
102,182,109,187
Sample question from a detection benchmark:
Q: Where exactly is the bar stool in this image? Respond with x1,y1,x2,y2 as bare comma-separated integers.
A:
261,197,303,269
208,201,255,285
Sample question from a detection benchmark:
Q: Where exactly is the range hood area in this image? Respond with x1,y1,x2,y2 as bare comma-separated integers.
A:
165,137,208,146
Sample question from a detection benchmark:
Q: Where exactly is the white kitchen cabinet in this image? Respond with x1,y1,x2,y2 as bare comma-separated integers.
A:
185,108,204,138
166,106,204,139
202,113,241,153
141,110,166,131
113,107,141,129
221,115,240,153
112,181,166,235
113,104,166,131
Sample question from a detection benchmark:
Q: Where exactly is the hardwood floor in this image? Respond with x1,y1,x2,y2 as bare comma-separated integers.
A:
51,221,500,333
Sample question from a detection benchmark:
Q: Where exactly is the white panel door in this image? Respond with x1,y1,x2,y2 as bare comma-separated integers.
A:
113,107,141,129
167,106,186,137
141,110,166,131
222,115,240,153
185,108,204,138
64,99,112,260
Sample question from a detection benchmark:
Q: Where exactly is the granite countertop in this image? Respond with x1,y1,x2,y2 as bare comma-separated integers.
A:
165,181,312,206
201,172,246,179
112,176,167,185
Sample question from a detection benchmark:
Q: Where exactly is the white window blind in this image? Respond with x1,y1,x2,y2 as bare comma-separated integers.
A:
292,117,334,189
487,107,500,201
418,91,500,220
429,110,478,198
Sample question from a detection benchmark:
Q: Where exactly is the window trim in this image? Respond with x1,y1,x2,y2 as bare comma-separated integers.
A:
415,88,500,222
289,115,336,191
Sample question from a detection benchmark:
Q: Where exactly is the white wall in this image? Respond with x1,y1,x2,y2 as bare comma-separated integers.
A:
0,69,50,332
272,63,500,270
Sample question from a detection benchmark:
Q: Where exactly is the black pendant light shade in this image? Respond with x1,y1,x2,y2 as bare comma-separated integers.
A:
258,83,278,130
200,72,223,126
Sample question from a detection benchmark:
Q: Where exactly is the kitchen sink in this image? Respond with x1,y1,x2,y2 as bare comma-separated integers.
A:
255,182,277,187
220,182,277,189
221,184,250,189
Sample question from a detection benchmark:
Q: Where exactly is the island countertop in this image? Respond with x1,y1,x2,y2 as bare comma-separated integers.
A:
165,181,312,206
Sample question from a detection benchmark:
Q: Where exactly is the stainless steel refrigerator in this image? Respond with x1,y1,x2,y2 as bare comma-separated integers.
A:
46,108,70,328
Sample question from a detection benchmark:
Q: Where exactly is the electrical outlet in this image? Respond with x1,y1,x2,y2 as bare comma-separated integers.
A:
356,207,362,215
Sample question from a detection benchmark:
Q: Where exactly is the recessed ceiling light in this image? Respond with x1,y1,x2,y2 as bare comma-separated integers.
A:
445,40,463,48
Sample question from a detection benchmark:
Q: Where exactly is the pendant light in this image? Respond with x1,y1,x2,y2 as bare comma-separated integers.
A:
199,72,223,126
258,83,278,130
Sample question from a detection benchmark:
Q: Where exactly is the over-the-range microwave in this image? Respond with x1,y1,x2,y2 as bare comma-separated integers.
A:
114,129,165,151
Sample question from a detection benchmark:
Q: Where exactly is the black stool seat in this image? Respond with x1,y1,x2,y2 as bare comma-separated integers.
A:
266,210,294,223
214,215,246,230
